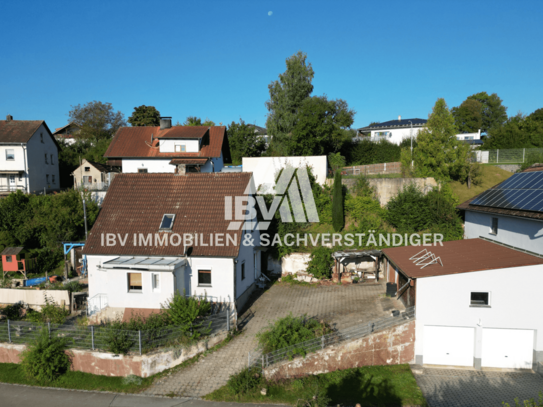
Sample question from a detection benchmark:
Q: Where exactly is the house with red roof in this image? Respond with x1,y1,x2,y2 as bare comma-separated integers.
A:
381,238,543,372
104,117,230,174
82,171,261,319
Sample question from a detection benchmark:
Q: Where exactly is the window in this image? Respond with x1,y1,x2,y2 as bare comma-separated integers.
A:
45,153,48,164
6,255,12,263
198,269,211,286
160,214,175,230
5,149,14,160
46,174,49,183
128,273,142,292
84,167,91,172
175,144,186,152
152,273,160,291
83,176,92,183
470,292,490,307
138,168,148,173
490,217,498,235
40,133,44,143
52,175,55,184
9,175,15,185
51,154,54,165
241,262,245,280
18,173,23,182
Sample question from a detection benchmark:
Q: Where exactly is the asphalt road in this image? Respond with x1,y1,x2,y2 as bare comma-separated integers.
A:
0,383,284,407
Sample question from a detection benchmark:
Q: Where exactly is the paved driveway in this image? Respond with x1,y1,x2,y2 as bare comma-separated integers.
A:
144,280,404,398
414,368,543,407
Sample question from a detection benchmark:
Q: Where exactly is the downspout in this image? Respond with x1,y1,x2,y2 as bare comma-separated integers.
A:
21,143,28,193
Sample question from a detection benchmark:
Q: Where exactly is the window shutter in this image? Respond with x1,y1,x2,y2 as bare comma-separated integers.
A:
129,273,142,286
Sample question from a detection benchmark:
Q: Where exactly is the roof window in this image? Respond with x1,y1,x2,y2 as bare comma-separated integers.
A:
160,214,175,230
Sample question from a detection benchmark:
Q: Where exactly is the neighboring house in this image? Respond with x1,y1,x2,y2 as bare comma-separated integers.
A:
104,117,230,174
71,159,120,190
356,117,427,145
53,123,79,145
82,172,261,317
456,129,483,147
382,238,543,371
458,165,543,255
0,115,60,194
247,123,272,147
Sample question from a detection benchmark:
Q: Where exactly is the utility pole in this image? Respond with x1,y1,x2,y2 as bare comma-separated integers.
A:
408,120,414,168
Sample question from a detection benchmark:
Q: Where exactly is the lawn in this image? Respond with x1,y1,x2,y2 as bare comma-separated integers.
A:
450,164,512,204
205,364,427,406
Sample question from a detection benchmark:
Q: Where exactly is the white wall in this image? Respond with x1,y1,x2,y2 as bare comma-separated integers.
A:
26,124,60,193
465,211,543,255
159,139,200,153
243,156,327,192
371,127,424,145
415,264,543,364
0,144,26,192
185,256,235,303
122,159,175,174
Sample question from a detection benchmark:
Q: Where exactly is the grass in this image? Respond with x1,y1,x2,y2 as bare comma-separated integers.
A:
450,164,512,204
206,364,427,406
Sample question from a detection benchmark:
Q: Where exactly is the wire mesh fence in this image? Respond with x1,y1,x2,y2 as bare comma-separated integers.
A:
248,307,415,370
476,148,543,164
0,309,232,355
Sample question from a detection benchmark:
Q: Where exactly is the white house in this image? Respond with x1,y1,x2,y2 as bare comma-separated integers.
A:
382,238,543,372
104,117,229,174
53,123,79,145
82,172,261,318
356,117,427,145
0,115,60,194
458,166,543,255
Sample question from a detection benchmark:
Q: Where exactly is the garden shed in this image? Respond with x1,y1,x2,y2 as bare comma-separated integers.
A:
1,247,26,278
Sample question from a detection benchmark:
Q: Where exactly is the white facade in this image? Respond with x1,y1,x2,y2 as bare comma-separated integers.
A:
369,127,424,145
242,156,328,192
0,123,59,193
464,211,543,255
159,139,200,153
456,130,482,141
122,153,224,174
415,264,543,370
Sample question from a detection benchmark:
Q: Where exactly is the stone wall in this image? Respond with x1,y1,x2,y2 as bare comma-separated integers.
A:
263,320,415,380
0,331,228,377
493,164,520,173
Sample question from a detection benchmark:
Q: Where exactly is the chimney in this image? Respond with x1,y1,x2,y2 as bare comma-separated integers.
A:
398,115,401,122
6,115,13,121
177,164,186,176
159,117,172,130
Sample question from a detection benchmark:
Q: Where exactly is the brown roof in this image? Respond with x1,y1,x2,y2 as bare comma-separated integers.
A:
0,120,44,143
382,238,543,279
82,172,252,258
169,158,209,165
1,247,23,256
523,163,543,173
104,126,225,159
88,161,120,173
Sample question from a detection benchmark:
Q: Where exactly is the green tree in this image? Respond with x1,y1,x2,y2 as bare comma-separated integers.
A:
68,101,126,140
332,171,344,232
127,105,161,126
413,98,463,181
453,92,507,134
452,98,483,133
328,152,346,173
178,116,215,126
484,113,543,149
265,51,315,155
227,119,266,163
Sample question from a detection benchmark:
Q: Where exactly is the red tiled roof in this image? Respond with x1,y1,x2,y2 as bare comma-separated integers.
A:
169,158,209,165
104,126,225,159
82,172,252,258
0,120,44,143
382,238,543,279
523,163,543,173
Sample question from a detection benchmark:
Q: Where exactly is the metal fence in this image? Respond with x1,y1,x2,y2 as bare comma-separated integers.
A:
0,309,232,355
342,162,402,176
476,148,543,164
248,307,415,369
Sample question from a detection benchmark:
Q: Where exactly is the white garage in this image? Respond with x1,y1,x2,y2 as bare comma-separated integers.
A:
423,326,475,367
482,328,534,369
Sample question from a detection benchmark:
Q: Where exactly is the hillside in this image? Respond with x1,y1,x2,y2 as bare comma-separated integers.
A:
451,165,513,204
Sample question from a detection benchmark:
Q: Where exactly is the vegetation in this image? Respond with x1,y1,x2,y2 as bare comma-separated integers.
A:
227,119,266,163
342,138,402,166
68,100,126,141
163,291,212,338
177,116,215,126
520,151,543,171
327,152,346,174
127,105,161,127
206,364,427,406
26,295,70,324
450,165,512,204
452,91,508,134
256,314,331,356
306,247,334,279
332,171,344,232
484,111,543,149
503,393,543,407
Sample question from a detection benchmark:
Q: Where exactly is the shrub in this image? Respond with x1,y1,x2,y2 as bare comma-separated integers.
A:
503,392,543,407
520,151,543,172
26,294,70,324
0,302,26,320
345,139,401,166
103,319,136,355
20,328,71,383
306,247,334,280
227,367,263,395
163,291,212,340
256,314,332,357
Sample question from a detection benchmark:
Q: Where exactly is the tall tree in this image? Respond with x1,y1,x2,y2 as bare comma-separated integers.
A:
332,170,344,232
484,113,543,149
413,98,464,182
451,98,483,133
227,119,266,163
178,116,215,126
265,51,315,155
127,105,161,126
68,101,126,140
452,92,507,134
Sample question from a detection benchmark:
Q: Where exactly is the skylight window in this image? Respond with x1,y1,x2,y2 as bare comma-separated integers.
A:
160,214,175,230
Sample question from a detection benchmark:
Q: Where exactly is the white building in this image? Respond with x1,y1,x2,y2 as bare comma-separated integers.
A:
459,166,543,256
82,172,261,318
356,117,427,145
382,238,543,372
104,117,228,174
0,115,60,194
53,123,79,145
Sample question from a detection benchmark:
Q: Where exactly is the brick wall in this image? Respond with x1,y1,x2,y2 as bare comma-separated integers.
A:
263,320,415,380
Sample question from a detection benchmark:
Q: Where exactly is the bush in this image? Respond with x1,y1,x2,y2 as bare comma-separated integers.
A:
503,392,543,407
332,171,344,232
163,291,212,339
103,319,137,355
306,247,334,279
520,151,543,172
0,302,26,320
26,294,70,324
20,328,71,383
344,139,401,166
227,367,263,395
256,314,332,357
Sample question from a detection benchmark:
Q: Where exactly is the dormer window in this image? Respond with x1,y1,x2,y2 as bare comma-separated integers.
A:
160,214,175,230
175,144,186,153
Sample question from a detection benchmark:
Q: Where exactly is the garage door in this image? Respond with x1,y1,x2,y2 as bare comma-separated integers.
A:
482,328,533,369
424,326,475,367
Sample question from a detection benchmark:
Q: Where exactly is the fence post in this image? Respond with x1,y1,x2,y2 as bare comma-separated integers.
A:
91,326,95,350
226,305,230,331
138,330,142,355
7,320,11,343
497,149,499,163
48,322,51,338
321,335,325,349
523,148,526,163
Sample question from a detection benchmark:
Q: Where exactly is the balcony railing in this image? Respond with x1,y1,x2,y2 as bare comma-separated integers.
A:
75,182,110,191
0,185,25,193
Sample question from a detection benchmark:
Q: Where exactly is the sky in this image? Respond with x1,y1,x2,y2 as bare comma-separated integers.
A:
1,0,543,131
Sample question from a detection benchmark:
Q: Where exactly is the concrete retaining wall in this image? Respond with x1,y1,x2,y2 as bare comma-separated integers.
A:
493,164,521,173
0,288,70,311
0,331,228,377
263,320,415,380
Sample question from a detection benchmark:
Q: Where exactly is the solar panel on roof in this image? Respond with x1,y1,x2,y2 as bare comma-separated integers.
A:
470,172,543,213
